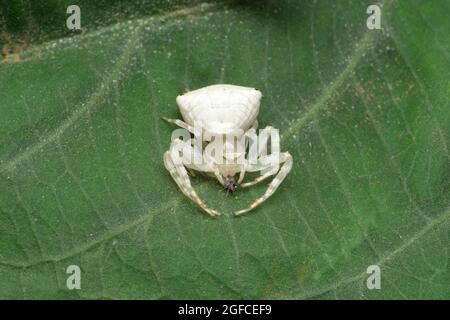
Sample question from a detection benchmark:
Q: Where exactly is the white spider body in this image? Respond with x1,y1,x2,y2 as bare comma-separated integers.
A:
176,84,261,139
163,84,293,217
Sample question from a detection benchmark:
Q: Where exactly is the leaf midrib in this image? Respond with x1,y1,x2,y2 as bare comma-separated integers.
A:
0,2,226,64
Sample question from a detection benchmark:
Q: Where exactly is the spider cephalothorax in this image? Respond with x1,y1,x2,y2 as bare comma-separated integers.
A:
163,84,293,217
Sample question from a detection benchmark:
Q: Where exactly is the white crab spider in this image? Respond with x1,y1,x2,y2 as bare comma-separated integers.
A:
163,84,293,217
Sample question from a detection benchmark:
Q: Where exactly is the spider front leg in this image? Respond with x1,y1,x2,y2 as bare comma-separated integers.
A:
162,117,196,135
234,152,293,216
239,164,274,188
240,125,275,188
163,141,221,217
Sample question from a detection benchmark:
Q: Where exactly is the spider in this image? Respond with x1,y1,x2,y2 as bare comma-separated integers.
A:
163,84,293,217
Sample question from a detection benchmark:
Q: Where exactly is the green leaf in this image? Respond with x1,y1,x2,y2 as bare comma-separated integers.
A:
0,0,448,299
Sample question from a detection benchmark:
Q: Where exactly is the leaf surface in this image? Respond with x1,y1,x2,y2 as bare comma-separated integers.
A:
0,0,448,299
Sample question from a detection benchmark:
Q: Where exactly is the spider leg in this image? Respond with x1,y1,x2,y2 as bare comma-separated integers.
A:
234,152,292,216
162,117,195,134
164,147,221,217
214,170,225,186
256,125,273,155
239,169,272,188
237,123,264,185
240,159,276,188
237,165,246,184
240,126,274,187
240,156,278,188
188,162,223,185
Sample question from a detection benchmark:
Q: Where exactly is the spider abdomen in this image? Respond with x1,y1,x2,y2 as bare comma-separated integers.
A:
176,84,261,137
